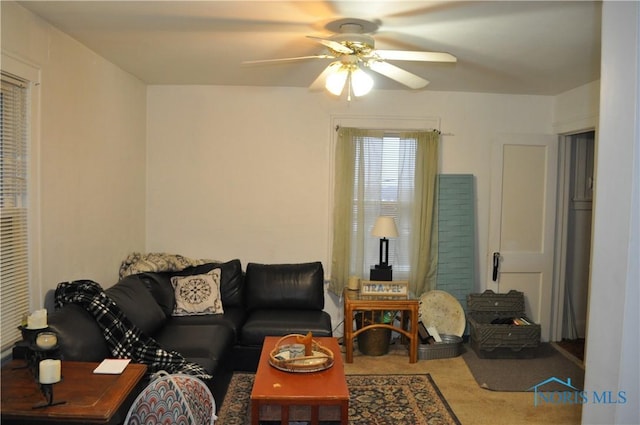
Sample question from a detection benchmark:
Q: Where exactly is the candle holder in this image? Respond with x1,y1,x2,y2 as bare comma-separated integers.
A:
35,332,58,350
18,325,50,347
14,327,61,377
21,344,60,380
33,381,66,409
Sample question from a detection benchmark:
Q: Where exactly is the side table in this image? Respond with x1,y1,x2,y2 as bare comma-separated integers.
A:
1,360,146,425
343,288,419,363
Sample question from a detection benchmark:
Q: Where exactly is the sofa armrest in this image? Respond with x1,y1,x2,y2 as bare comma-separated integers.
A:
48,304,110,362
245,262,325,311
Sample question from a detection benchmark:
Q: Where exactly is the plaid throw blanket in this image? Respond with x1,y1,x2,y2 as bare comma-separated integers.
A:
55,280,212,380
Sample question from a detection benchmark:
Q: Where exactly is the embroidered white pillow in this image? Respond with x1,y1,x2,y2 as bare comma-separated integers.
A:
171,268,223,316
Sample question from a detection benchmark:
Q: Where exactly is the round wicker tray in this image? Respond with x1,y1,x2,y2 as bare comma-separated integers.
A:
268,334,334,373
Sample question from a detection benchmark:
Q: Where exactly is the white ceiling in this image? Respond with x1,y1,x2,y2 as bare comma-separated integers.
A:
18,1,602,95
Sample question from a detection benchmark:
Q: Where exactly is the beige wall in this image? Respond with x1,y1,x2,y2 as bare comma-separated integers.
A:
2,0,597,318
147,85,555,284
553,80,600,134
3,0,596,302
1,2,147,302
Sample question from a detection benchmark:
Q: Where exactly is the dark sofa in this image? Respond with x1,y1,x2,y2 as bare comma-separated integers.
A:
47,259,333,408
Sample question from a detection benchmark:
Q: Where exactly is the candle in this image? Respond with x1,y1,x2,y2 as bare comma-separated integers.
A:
28,309,48,329
36,332,57,350
39,359,61,384
347,276,360,291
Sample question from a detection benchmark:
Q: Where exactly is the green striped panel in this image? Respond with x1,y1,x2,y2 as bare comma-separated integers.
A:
436,174,476,315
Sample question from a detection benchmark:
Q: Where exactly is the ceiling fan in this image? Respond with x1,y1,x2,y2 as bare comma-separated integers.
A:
243,18,457,98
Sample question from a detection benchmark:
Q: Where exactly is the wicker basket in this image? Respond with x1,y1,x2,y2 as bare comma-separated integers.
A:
268,334,334,373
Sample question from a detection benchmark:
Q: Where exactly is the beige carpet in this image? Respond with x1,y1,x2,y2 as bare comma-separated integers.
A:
344,341,583,425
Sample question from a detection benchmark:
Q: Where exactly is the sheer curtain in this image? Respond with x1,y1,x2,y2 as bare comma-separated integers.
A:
329,127,439,297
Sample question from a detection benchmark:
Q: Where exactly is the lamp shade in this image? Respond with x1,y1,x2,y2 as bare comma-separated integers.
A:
325,62,373,98
351,67,374,97
325,66,349,96
371,216,398,238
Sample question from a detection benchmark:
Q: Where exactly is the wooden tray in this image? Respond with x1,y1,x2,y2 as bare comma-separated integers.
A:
268,334,334,373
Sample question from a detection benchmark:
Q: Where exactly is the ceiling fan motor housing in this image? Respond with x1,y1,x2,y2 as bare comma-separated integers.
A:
328,21,377,55
330,33,375,53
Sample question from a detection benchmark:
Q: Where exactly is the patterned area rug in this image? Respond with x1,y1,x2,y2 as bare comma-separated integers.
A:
216,373,461,425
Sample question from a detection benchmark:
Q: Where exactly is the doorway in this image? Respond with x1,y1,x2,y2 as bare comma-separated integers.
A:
555,130,594,361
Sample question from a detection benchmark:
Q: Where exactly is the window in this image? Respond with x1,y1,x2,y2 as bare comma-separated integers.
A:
330,127,439,296
1,72,30,352
351,134,415,278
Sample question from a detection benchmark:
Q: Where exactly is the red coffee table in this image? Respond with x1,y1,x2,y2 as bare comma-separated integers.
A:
250,336,349,425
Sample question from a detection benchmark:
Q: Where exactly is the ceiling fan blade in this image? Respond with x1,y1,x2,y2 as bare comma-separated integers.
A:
243,55,333,65
368,61,429,89
309,61,343,91
307,36,354,54
374,50,457,62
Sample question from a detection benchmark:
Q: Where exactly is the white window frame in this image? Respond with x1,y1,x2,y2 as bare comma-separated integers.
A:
1,53,41,359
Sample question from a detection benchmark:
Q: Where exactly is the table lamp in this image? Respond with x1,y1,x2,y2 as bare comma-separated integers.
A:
370,216,398,281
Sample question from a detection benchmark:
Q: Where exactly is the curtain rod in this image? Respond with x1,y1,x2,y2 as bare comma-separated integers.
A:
334,125,454,136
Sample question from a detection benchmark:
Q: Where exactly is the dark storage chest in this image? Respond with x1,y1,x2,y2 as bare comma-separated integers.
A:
467,290,540,358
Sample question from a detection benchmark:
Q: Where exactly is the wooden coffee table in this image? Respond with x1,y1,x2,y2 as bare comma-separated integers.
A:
1,360,146,424
250,336,349,425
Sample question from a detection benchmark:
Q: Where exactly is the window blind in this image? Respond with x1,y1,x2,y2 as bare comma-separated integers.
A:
1,72,30,352
351,135,416,279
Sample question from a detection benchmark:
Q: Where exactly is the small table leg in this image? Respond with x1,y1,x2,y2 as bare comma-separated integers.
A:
409,306,419,363
344,304,354,363
251,400,259,425
311,405,319,425
341,400,349,425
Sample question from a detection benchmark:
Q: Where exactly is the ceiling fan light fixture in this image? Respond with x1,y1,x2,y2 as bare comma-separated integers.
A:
351,67,374,97
247,18,456,97
325,66,349,96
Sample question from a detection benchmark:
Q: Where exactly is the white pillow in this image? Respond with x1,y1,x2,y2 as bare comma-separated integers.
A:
171,268,224,316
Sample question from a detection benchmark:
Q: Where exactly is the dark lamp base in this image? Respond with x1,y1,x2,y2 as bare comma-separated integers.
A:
370,267,392,281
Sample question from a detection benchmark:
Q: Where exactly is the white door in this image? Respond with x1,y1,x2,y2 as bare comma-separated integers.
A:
487,133,558,341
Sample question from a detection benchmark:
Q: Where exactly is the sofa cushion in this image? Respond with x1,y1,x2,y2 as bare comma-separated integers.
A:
218,259,244,308
245,262,325,311
182,259,244,308
155,324,235,369
239,309,333,346
136,272,175,317
171,268,224,316
167,306,245,339
105,276,167,335
137,259,244,317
